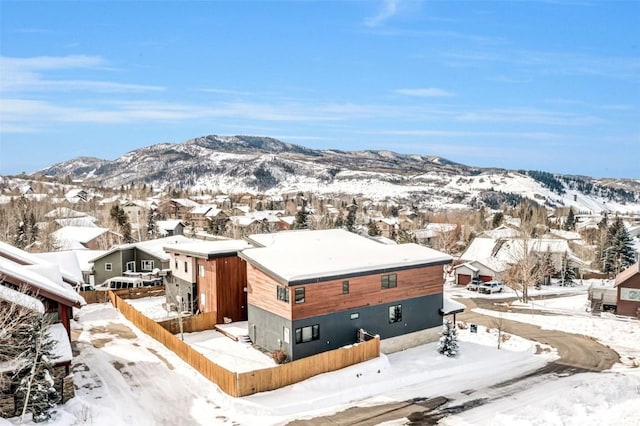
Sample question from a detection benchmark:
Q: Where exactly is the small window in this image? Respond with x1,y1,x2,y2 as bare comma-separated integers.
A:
342,280,349,294
381,274,397,289
184,261,188,273
105,263,112,272
389,304,402,323
277,286,289,303
350,312,359,320
174,260,178,270
141,260,154,271
126,261,135,272
294,287,305,304
283,327,290,344
198,265,205,278
295,324,319,343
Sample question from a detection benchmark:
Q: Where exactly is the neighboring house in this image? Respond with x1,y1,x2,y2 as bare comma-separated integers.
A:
51,226,122,250
121,200,152,237
189,204,217,231
452,261,500,285
412,223,459,247
372,218,398,239
44,207,87,220
164,198,200,219
0,247,85,337
54,216,98,228
0,256,82,414
239,229,452,361
615,262,640,317
278,216,295,231
164,239,254,320
157,219,185,237
90,235,194,286
65,188,88,203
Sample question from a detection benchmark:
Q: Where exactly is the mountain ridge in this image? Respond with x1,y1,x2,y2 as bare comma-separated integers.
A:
28,135,640,213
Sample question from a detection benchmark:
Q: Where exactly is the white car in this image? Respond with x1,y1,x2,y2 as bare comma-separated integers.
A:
479,281,504,294
466,278,482,291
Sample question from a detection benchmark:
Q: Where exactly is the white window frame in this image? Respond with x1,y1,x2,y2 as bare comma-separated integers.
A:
105,263,113,272
141,259,154,271
126,261,136,272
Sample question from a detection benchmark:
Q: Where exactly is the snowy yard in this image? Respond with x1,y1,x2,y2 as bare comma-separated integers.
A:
3,290,640,425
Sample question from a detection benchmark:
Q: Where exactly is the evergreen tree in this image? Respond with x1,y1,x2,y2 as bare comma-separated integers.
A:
437,319,459,357
111,204,134,243
492,211,504,228
345,200,357,233
564,208,576,231
603,217,636,275
293,199,310,229
333,212,344,229
560,251,576,286
13,315,59,422
146,209,158,240
367,220,381,237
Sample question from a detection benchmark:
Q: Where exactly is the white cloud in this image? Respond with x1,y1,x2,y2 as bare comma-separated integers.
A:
395,88,455,97
364,0,401,27
0,55,164,93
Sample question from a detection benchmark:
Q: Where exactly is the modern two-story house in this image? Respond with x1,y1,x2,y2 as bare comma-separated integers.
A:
239,229,452,361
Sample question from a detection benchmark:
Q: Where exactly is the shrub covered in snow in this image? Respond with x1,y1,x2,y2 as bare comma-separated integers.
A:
438,319,459,357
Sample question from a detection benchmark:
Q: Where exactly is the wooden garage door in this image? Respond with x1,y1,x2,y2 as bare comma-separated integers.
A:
457,274,471,285
479,275,493,282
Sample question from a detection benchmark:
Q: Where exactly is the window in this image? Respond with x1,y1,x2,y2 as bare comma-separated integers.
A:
342,280,349,294
283,327,290,344
198,265,205,278
105,263,112,272
277,286,289,303
184,261,188,273
174,260,178,270
381,274,397,289
141,260,154,271
350,312,359,320
294,287,305,304
389,304,402,323
295,324,319,343
126,261,135,272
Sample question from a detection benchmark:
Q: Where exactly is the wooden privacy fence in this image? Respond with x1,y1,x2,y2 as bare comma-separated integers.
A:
80,287,165,304
107,291,380,397
157,311,218,334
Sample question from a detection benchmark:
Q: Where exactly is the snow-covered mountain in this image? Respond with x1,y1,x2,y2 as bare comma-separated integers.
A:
34,135,640,213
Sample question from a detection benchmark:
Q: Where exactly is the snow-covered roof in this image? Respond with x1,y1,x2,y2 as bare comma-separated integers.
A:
229,216,257,227
242,229,452,284
164,240,254,258
171,198,200,208
52,226,112,249
453,262,479,273
441,297,466,315
73,250,107,272
0,257,85,307
0,284,45,314
0,240,83,285
157,219,184,231
33,251,84,284
615,262,640,287
44,207,86,219
93,235,195,263
190,204,216,215
55,217,99,228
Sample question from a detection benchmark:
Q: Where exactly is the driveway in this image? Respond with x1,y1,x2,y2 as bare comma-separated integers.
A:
293,295,620,425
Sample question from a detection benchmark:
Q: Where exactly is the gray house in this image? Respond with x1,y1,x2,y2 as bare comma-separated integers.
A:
91,235,194,286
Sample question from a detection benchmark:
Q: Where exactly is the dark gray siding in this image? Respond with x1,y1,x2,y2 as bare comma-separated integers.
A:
250,293,443,361
248,305,292,358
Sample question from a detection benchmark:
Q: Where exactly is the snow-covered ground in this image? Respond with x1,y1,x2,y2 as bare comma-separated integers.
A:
4,289,640,426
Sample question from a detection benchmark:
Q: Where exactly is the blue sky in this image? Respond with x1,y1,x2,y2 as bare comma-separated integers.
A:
1,1,638,178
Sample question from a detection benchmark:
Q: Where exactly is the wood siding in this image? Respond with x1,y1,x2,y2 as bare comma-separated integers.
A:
197,256,248,323
247,263,444,320
617,272,640,317
247,263,292,319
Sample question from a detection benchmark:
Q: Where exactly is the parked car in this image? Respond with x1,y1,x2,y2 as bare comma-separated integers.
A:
466,278,482,291
479,281,504,294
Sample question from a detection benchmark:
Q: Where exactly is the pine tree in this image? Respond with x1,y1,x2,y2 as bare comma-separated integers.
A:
293,199,310,229
437,319,459,357
603,217,636,276
14,315,59,423
564,207,575,231
560,251,576,286
367,220,381,236
345,200,357,233
146,209,158,240
492,211,504,228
